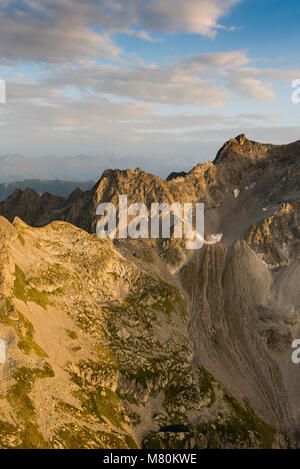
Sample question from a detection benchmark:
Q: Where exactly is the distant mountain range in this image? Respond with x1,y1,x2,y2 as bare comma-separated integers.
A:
0,152,193,201
0,153,184,183
0,179,95,201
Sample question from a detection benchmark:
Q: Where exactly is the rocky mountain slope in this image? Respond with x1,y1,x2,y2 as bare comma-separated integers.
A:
0,134,299,448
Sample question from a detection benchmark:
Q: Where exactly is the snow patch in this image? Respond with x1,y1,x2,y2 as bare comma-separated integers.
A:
206,233,223,245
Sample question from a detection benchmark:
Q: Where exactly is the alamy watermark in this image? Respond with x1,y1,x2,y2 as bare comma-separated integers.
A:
0,339,6,364
0,80,6,104
292,340,300,364
291,79,300,104
96,195,208,250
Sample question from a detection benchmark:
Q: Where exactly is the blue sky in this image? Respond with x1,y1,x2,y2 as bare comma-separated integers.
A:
0,0,299,174
114,0,300,65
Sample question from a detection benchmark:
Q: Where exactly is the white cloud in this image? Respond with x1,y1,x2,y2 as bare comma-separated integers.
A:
39,49,295,108
227,72,276,101
0,0,119,62
185,50,249,70
236,113,279,123
0,0,241,62
114,0,242,37
6,48,297,112
224,66,300,101
239,67,300,82
43,52,251,109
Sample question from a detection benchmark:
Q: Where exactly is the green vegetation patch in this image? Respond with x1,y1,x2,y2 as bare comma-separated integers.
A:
68,360,128,432
14,265,49,309
18,233,25,246
197,366,216,405
125,274,186,321
0,300,47,357
66,329,78,340
194,393,275,449
53,423,137,449
142,431,191,449
4,364,54,449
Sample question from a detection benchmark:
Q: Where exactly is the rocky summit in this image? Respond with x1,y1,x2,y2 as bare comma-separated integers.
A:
0,135,299,449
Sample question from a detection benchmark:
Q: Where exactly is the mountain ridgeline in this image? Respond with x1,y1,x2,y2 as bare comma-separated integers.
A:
0,134,299,449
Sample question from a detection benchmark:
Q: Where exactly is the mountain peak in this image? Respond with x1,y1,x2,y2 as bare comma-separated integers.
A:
213,134,275,164
235,133,247,145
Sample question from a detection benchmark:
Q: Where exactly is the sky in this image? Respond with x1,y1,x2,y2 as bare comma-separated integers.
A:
0,0,300,175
